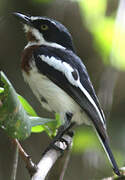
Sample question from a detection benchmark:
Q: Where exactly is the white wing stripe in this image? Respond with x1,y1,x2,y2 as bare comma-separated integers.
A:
77,81,105,126
39,55,105,126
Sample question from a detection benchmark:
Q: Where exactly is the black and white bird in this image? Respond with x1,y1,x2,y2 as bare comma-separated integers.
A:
13,12,120,176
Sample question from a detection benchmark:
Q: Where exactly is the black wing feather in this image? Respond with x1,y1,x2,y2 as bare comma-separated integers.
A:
33,45,120,175
33,45,105,124
33,45,106,133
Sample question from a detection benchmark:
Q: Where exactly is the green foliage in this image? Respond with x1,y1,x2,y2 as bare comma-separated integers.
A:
0,71,31,139
18,94,44,133
30,116,56,134
17,94,58,134
79,0,125,71
31,122,44,133
41,113,61,138
0,71,57,139
18,95,37,116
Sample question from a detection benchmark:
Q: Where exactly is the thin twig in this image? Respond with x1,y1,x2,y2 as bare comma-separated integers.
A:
12,139,37,177
10,144,19,180
31,133,73,180
59,148,71,180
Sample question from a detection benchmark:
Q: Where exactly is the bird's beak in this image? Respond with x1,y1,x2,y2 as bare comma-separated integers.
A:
12,12,32,25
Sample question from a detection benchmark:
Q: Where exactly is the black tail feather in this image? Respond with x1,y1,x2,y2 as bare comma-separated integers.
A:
95,128,121,176
102,139,121,176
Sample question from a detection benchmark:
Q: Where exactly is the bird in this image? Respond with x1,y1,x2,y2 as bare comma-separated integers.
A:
13,12,120,176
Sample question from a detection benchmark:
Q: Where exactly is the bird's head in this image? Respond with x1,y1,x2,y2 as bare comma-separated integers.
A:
13,12,75,51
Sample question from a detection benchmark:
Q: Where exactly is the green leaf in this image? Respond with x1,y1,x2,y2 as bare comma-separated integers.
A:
30,117,55,133
43,120,58,137
18,95,37,116
17,95,46,133
31,125,44,133
0,71,59,138
33,113,60,137
0,71,31,140
18,95,59,134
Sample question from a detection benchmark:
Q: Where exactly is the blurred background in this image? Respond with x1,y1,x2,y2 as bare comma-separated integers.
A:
0,0,125,179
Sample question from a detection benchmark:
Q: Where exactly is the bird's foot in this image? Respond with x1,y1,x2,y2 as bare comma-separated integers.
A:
42,123,75,156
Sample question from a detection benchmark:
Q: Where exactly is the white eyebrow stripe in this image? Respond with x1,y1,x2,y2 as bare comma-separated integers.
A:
39,55,105,126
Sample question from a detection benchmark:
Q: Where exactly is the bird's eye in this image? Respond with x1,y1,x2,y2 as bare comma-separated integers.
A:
41,24,49,31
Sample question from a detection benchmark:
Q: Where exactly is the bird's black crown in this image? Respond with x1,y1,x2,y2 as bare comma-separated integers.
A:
13,12,75,52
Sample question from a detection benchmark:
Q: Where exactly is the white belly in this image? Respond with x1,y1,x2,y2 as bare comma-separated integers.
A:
22,66,90,125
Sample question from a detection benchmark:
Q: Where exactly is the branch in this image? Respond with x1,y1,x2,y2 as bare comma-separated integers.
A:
10,143,19,180
31,133,73,180
59,150,71,180
12,139,37,176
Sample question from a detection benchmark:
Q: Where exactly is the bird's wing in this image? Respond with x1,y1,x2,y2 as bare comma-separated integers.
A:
33,45,120,175
33,45,105,130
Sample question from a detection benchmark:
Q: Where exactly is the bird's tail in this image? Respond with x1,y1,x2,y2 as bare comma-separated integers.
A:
95,128,120,176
